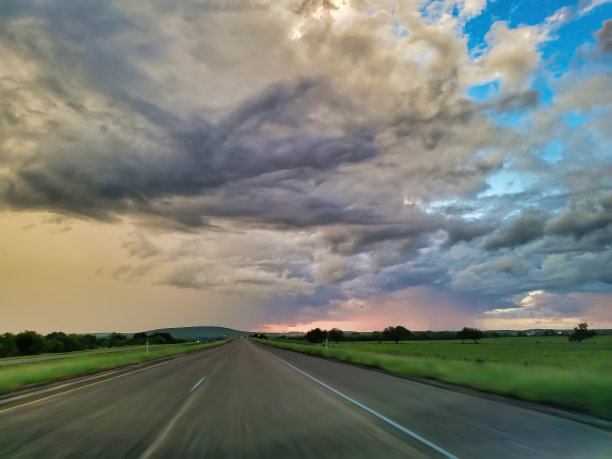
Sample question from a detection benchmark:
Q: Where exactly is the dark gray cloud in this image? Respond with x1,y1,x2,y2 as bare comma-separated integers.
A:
322,208,443,257
443,217,494,246
0,1,493,232
483,207,548,250
596,19,612,53
546,192,612,239
1,80,378,225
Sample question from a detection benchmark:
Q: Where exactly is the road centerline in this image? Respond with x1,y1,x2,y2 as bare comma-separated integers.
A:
0,359,174,415
141,356,228,457
190,376,207,392
264,349,459,459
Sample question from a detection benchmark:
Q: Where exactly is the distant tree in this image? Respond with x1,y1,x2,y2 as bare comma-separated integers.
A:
543,329,556,337
146,332,180,344
81,334,99,349
0,333,17,357
305,328,328,344
132,332,148,343
413,331,434,341
15,331,46,355
429,330,458,340
109,332,127,342
45,332,65,341
65,334,83,352
107,332,129,347
382,325,411,344
43,332,82,353
45,339,64,353
328,328,344,343
569,322,597,343
516,331,527,337
371,331,383,342
457,327,484,344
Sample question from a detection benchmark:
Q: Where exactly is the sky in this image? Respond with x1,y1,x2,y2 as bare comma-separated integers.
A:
1,0,611,334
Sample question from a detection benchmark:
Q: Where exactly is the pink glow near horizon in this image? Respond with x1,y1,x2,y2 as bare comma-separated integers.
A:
258,288,612,333
258,287,475,332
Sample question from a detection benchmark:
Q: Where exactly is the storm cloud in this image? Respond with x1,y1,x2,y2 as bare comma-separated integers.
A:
1,0,611,331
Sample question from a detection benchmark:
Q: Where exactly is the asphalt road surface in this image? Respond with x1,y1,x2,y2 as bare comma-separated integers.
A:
0,339,609,458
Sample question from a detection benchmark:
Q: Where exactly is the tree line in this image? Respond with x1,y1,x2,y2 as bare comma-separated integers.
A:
278,323,597,344
277,326,488,344
0,330,184,357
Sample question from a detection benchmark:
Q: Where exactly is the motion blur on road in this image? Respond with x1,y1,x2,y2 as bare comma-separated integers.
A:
0,338,610,458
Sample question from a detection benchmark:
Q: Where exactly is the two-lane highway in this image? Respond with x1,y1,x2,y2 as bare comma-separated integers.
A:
0,338,610,458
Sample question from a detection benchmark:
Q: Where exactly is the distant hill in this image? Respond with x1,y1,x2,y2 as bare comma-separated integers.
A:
144,326,248,340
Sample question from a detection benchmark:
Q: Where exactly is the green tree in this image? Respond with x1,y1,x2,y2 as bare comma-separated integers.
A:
328,328,344,343
15,331,46,355
458,327,484,344
46,332,83,352
0,333,17,357
132,332,148,343
305,328,328,343
569,322,597,343
108,332,129,347
110,332,127,341
64,334,84,352
382,325,411,344
154,332,176,344
81,334,99,349
45,339,64,353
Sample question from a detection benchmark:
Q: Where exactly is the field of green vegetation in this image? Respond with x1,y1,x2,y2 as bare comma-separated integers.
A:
261,336,612,420
0,340,228,395
0,343,167,364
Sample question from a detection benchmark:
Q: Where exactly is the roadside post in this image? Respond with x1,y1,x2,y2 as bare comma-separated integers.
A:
146,340,149,356
325,337,328,351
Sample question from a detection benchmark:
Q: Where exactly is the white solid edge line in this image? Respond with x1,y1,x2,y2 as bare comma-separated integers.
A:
190,376,207,392
266,351,459,459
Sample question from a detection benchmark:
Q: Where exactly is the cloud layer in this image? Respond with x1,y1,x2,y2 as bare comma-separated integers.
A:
1,0,611,331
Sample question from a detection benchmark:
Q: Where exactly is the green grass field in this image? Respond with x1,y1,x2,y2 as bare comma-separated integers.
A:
0,340,229,395
261,336,612,420
0,343,168,364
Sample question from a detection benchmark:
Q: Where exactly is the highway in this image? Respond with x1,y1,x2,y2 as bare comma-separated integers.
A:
0,338,609,458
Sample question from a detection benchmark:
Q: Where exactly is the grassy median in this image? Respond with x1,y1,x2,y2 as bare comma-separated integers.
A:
260,337,612,420
0,340,229,394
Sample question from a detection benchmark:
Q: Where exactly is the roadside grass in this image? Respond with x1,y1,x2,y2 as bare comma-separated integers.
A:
0,340,229,395
336,336,612,371
260,337,612,420
0,344,168,364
